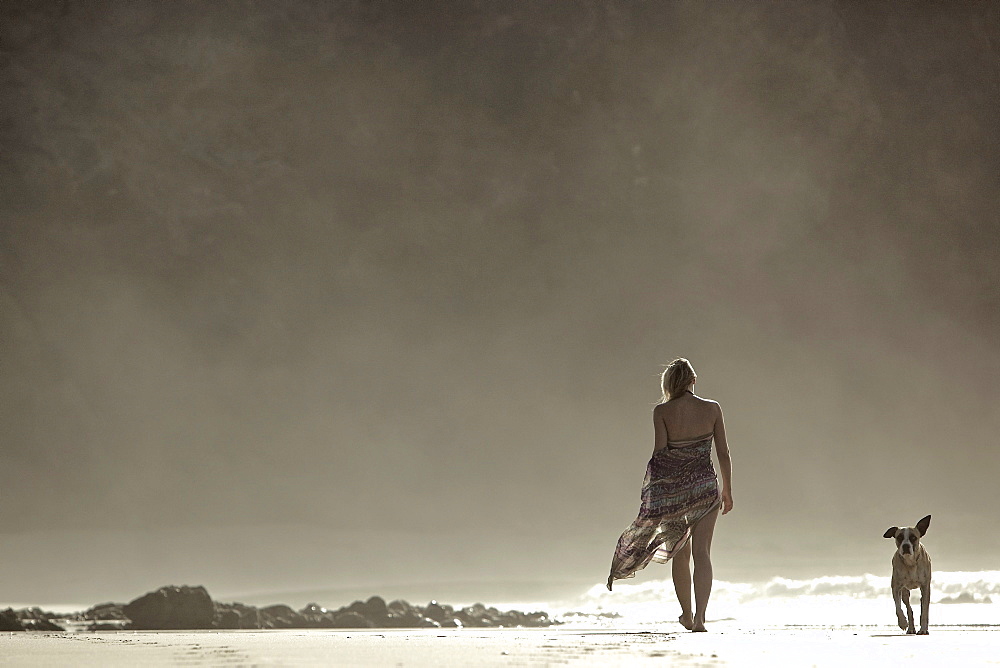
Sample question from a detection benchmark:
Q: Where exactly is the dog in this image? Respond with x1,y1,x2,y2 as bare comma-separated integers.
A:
883,514,932,635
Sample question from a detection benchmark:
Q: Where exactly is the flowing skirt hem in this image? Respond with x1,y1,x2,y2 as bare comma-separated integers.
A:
606,495,721,591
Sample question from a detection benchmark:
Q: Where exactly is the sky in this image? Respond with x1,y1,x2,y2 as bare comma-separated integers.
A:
2,1,999,608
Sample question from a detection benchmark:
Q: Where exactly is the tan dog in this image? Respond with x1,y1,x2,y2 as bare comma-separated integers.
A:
883,514,932,635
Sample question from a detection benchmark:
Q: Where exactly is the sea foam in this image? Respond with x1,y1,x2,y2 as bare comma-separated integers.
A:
558,571,1000,627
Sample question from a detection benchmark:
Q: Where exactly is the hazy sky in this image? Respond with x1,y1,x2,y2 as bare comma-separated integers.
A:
2,1,999,607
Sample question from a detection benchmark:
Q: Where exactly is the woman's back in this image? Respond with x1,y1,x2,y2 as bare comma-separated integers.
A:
655,392,720,445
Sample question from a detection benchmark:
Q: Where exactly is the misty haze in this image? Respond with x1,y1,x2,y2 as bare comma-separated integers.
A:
2,0,999,629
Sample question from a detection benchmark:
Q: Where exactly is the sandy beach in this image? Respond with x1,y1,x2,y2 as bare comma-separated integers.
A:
2,623,997,667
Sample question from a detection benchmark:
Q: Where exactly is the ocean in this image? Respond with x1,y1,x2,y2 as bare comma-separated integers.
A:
548,570,1000,629
5,570,998,631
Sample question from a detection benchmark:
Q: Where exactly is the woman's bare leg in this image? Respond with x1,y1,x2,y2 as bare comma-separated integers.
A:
690,507,720,632
671,539,694,629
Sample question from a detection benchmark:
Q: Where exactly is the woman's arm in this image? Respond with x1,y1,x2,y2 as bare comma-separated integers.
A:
713,402,734,514
652,404,668,454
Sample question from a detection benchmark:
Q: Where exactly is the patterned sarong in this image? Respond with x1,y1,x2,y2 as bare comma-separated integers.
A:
607,433,721,590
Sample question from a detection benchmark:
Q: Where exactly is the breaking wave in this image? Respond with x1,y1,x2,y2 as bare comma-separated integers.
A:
558,571,1000,627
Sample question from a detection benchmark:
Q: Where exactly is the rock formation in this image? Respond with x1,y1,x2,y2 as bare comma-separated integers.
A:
4,584,557,631
122,585,216,630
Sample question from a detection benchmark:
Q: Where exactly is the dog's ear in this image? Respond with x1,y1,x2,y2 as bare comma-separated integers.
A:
883,527,898,539
915,515,931,537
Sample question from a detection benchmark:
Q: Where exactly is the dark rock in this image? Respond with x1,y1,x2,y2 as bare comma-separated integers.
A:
237,606,261,629
338,596,390,626
214,602,261,629
362,596,388,623
21,618,65,631
343,600,368,617
339,596,390,626
452,603,554,628
520,611,553,627
216,609,241,630
385,599,412,616
83,602,128,621
457,603,490,628
14,607,53,621
454,611,480,627
423,600,447,624
12,609,64,631
37,588,557,631
495,612,518,627
259,604,305,629
385,599,422,628
332,611,374,628
497,609,554,628
0,608,24,631
261,604,296,618
123,585,215,630
299,603,336,628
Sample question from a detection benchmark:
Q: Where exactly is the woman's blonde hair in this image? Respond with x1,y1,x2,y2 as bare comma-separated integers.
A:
661,358,696,402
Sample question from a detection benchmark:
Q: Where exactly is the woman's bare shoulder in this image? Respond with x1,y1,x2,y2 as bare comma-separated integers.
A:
693,395,722,411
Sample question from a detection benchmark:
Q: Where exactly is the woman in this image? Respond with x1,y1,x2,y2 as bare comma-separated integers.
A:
606,358,733,632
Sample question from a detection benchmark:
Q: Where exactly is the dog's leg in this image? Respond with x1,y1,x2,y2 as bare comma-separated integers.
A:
893,587,907,630
918,583,930,635
901,589,915,634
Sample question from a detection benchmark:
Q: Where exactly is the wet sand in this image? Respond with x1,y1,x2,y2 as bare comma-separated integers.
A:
1,624,996,666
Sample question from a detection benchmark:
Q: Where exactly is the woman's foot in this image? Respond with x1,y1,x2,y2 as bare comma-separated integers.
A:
678,613,694,630
691,615,707,632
